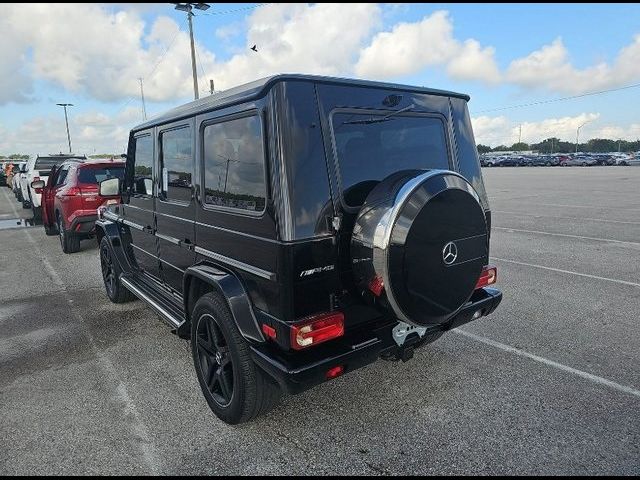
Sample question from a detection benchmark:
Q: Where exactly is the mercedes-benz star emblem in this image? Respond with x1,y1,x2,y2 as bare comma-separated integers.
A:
442,241,458,265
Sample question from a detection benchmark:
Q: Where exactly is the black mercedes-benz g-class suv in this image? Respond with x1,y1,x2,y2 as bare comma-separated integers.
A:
96,74,502,424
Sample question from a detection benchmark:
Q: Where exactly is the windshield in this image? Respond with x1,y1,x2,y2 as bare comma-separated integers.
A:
78,166,125,184
331,112,450,207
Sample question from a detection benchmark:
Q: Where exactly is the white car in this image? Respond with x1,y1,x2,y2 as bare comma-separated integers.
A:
21,154,86,220
616,152,640,166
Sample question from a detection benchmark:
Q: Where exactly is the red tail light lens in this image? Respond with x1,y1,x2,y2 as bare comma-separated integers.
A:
290,312,344,350
326,365,344,380
476,265,497,289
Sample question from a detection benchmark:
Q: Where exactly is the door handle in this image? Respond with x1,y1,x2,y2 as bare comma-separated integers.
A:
182,238,195,250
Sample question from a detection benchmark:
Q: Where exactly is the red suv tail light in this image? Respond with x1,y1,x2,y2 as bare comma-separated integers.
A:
290,312,344,350
476,265,497,289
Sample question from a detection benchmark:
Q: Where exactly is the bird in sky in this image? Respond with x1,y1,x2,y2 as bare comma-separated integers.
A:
250,44,258,52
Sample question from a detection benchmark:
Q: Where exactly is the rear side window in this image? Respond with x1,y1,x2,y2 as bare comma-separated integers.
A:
202,115,266,213
331,112,450,207
133,135,153,195
34,158,62,170
55,166,70,186
160,127,193,203
78,166,125,184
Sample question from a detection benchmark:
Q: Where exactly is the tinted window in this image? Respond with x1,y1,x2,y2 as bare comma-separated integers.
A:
160,127,192,203
78,166,125,184
133,135,153,195
55,166,70,186
331,112,450,207
203,115,266,212
34,158,65,170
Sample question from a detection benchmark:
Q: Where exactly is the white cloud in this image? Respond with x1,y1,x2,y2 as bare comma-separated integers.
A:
447,39,501,84
354,10,500,84
472,113,604,147
208,3,382,90
0,107,141,157
506,35,640,94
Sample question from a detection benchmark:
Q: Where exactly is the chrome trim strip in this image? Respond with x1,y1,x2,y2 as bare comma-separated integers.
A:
158,256,184,273
120,277,183,329
194,246,275,281
156,210,194,222
156,233,181,246
131,243,158,258
103,211,119,222
195,221,280,244
123,219,145,231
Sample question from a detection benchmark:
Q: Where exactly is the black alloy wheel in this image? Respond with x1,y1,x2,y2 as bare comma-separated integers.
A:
100,241,117,298
195,313,234,407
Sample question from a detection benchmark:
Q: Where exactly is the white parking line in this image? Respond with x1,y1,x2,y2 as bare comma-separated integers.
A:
493,226,640,247
492,257,640,288
493,210,640,226
1,187,162,475
453,329,640,399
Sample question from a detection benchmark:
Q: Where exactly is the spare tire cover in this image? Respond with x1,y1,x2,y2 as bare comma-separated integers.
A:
351,169,488,327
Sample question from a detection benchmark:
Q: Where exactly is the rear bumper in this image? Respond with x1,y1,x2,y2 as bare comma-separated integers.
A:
69,213,98,234
251,287,502,395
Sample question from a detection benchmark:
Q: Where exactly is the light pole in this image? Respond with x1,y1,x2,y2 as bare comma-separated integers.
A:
173,3,210,100
575,122,590,154
56,103,73,153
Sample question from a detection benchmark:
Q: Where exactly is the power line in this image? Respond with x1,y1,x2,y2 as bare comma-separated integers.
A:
114,17,188,115
474,82,640,114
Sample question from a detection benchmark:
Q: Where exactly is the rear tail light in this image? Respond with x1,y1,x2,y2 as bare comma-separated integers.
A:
290,311,344,350
476,265,497,289
63,186,82,197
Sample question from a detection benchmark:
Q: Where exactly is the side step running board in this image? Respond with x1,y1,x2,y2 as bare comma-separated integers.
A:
120,276,186,331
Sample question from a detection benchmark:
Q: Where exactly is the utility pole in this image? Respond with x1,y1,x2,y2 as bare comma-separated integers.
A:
174,3,210,101
138,78,147,121
56,103,73,153
518,124,522,144
576,122,590,153
618,139,622,152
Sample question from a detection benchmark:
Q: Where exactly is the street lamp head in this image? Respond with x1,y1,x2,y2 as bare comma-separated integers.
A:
173,2,209,12
56,103,73,107
194,3,210,10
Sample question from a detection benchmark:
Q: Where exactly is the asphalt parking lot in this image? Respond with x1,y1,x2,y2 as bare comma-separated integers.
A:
1,167,639,475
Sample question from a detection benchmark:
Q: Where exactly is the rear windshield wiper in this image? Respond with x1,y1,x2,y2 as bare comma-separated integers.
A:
342,104,415,125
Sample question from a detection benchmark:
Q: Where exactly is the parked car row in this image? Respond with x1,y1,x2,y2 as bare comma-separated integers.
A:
3,155,124,253
480,152,639,167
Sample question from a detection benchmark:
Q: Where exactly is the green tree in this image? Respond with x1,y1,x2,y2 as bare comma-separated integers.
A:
510,142,530,151
476,144,492,154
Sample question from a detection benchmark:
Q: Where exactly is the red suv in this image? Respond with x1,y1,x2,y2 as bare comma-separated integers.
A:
39,159,125,253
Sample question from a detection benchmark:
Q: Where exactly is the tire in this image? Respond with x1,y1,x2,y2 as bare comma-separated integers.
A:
191,292,281,425
582,162,587,166
22,197,30,209
17,190,23,202
32,205,42,222
99,237,136,303
57,213,80,254
545,161,551,166
620,161,628,166
44,221,58,236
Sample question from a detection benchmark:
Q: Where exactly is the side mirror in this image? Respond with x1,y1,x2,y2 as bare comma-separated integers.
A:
120,153,128,159
31,180,46,189
99,177,120,197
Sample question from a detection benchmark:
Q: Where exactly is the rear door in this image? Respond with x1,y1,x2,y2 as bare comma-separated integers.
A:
155,120,196,294
42,165,60,227
121,132,161,281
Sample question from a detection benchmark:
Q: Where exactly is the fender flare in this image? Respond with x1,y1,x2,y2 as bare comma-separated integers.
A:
95,219,130,272
183,264,265,344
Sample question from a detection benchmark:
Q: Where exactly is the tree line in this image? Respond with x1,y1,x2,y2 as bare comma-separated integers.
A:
477,138,640,154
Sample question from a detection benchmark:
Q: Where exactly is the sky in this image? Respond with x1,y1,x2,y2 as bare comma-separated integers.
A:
1,2,639,156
